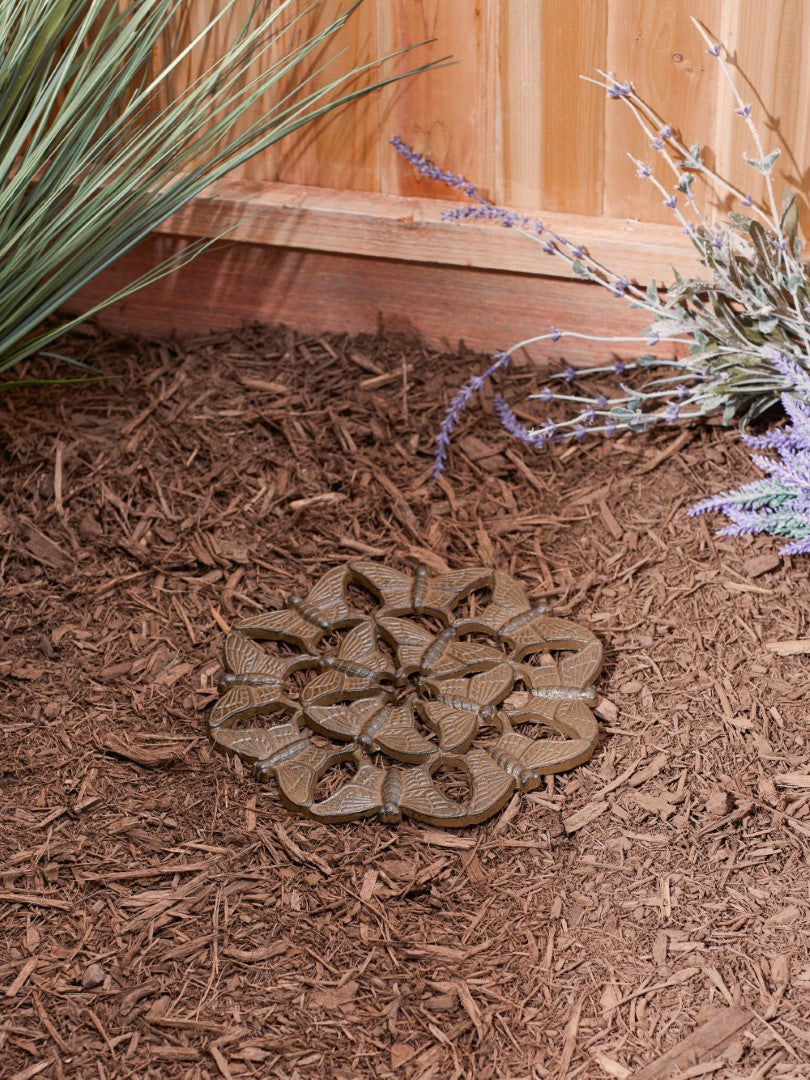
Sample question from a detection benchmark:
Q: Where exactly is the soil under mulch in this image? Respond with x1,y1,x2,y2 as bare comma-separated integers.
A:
1,322,809,1080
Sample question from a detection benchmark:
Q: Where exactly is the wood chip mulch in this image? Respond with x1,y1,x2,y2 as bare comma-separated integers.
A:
1,322,808,1080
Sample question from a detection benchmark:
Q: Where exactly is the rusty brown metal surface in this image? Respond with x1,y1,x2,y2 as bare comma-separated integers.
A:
209,562,604,827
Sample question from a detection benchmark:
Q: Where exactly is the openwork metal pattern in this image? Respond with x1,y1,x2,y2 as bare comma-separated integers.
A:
209,562,603,827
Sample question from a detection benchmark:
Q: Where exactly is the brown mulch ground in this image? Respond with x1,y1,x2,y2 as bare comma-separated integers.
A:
1,323,809,1080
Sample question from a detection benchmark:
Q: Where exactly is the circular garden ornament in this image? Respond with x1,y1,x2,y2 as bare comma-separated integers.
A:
209,562,603,828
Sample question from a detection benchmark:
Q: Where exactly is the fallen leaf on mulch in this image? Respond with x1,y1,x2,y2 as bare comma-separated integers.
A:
98,734,186,767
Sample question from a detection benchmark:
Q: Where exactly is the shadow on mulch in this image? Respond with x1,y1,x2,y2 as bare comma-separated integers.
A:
1,323,808,1079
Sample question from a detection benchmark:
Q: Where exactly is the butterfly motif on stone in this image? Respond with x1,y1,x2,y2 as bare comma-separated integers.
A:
236,565,361,651
207,562,606,827
377,616,503,678
349,560,492,619
209,633,313,729
211,719,310,781
305,696,437,762
301,621,396,706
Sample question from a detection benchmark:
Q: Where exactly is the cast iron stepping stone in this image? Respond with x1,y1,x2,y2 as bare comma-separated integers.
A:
209,562,604,827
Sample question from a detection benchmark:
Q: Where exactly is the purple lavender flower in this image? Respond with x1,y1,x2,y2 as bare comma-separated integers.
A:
636,163,652,178
562,364,576,383
651,137,665,151
543,240,556,254
571,245,585,259
663,194,678,209
573,423,587,441
613,359,627,376
608,80,633,99
736,104,752,117
740,194,753,207
658,125,673,139
707,42,722,57
611,276,630,297
665,402,680,423
538,386,554,404
549,327,562,343
493,395,546,449
596,394,608,410
690,357,810,553
390,136,478,197
432,350,510,476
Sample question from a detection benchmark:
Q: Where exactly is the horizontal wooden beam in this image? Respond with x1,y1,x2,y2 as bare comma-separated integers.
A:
159,178,704,283
65,180,704,361
66,235,656,364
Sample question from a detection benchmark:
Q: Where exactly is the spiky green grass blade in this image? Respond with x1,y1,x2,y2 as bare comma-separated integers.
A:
0,0,448,378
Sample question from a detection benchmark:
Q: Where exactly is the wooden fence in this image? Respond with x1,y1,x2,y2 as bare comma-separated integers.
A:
74,0,810,359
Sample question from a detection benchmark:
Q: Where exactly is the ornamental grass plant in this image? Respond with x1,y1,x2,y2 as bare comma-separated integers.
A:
1,0,443,385
394,18,810,553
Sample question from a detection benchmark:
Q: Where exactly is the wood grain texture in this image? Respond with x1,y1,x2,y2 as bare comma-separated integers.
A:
713,0,810,233
539,0,608,216
148,2,809,230
155,178,703,280
603,0,723,225
383,0,497,202
63,235,652,364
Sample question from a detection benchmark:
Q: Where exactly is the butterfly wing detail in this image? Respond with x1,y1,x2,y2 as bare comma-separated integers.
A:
490,725,596,788
233,609,322,652
275,746,384,823
301,622,391,706
463,749,516,823
507,614,601,662
235,566,358,651
397,763,471,826
417,700,478,753
441,639,505,676
209,685,296,730
454,570,531,634
310,761,386,822
369,704,437,762
514,636,603,720
221,633,313,686
339,619,395,675
376,616,434,674
305,564,355,624
424,662,515,713
349,561,414,615
397,750,514,827
305,694,388,742
422,568,493,619
211,721,308,773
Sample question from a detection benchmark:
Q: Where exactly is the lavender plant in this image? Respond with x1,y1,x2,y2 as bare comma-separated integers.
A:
393,17,810,496
690,354,810,554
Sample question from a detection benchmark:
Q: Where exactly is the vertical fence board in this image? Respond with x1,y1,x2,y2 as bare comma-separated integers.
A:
604,0,723,225
382,0,496,202
538,0,608,216
271,0,382,192
713,0,810,234
497,0,542,210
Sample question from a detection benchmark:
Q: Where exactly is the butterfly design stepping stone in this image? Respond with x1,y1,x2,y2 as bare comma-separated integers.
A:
208,561,606,827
